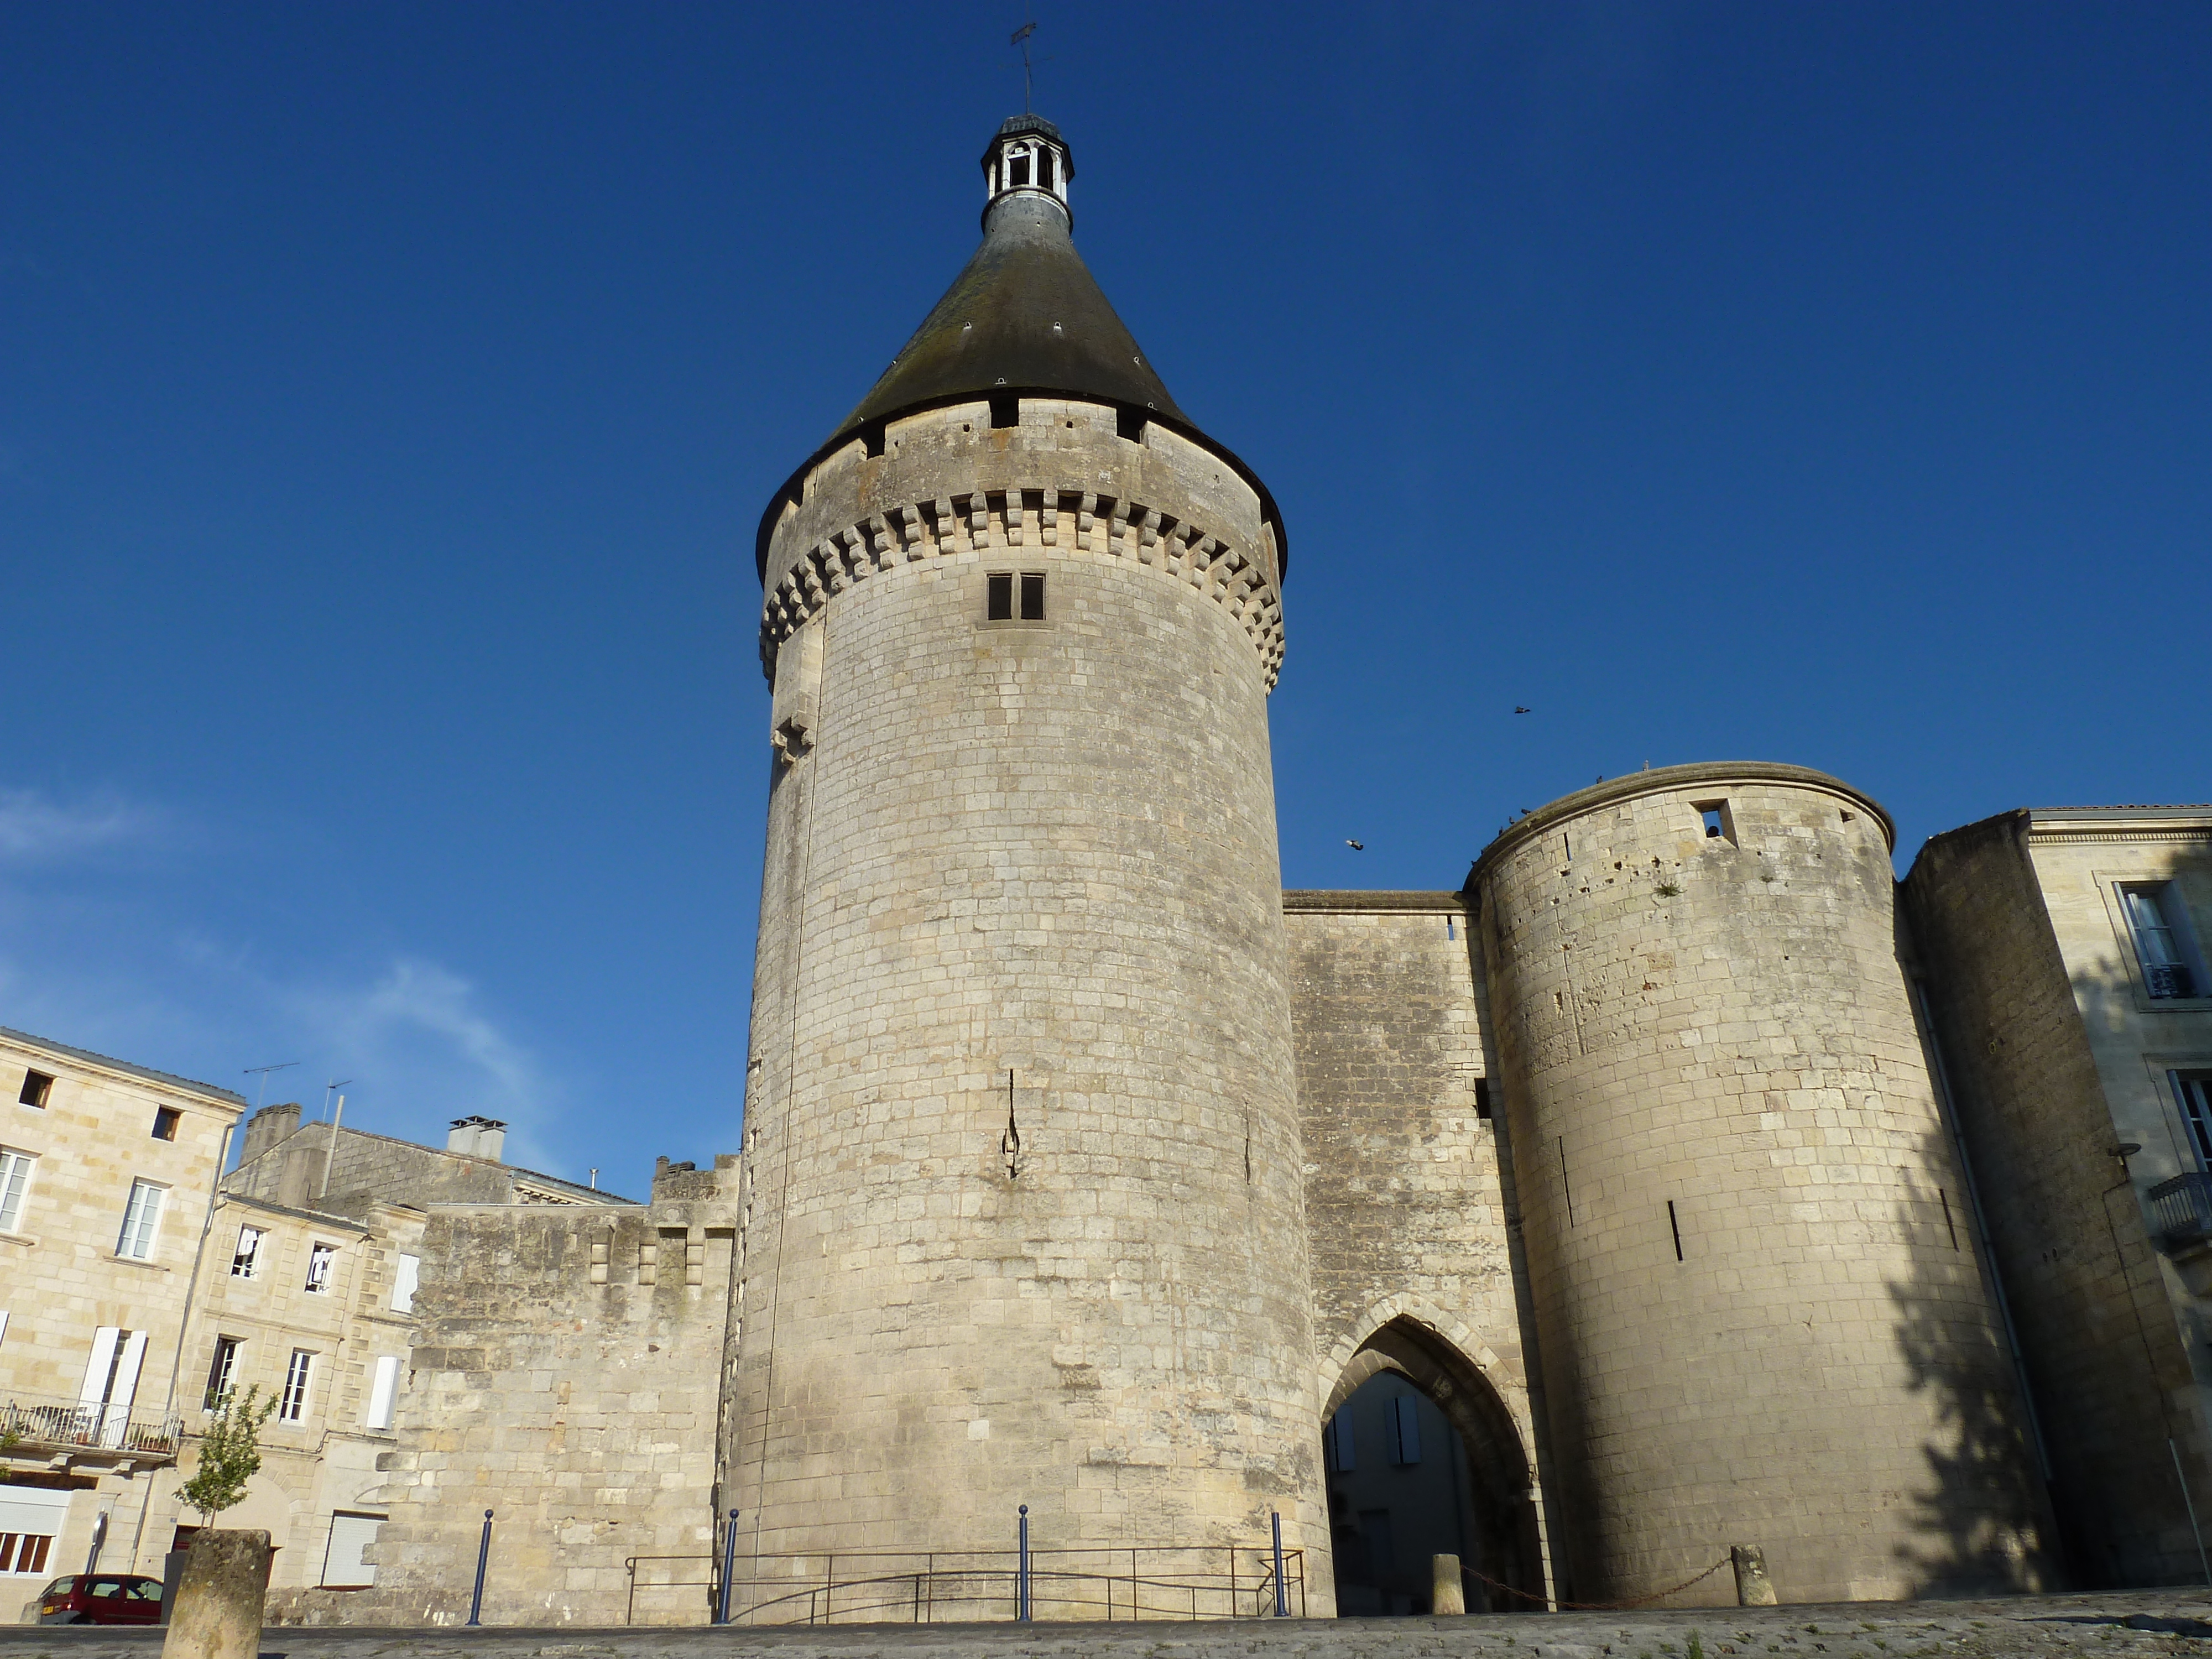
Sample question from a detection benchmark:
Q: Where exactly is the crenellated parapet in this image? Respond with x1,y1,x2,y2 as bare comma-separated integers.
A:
757,398,1286,688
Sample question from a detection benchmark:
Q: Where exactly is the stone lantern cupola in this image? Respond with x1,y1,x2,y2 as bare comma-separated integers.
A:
982,113,1072,225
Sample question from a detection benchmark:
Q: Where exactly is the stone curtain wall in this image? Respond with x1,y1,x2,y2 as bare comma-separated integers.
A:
726,399,1326,1599
363,1164,739,1626
1474,764,2049,1606
1285,890,1554,1603
1905,813,2205,1587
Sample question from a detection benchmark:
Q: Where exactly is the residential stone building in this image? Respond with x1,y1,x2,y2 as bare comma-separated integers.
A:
0,1026,245,1624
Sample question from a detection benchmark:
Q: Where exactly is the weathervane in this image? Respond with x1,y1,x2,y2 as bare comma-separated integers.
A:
1011,21,1037,112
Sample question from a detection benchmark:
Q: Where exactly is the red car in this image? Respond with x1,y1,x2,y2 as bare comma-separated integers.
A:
29,1573,165,1625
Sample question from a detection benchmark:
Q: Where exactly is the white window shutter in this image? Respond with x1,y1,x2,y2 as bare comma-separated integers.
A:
390,1253,420,1313
79,1328,122,1407
320,1513,384,1587
365,1355,400,1430
102,1332,148,1447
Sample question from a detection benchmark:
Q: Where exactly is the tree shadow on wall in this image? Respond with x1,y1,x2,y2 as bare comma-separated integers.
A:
1885,1128,2057,1596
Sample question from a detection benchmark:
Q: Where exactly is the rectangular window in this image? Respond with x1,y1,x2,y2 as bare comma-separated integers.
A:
151,1107,181,1141
303,1242,336,1293
230,1225,263,1278
204,1336,242,1410
1386,1395,1422,1465
2177,1074,2212,1169
280,1350,314,1423
17,1070,53,1108
1019,572,1046,620
0,1533,54,1575
79,1328,147,1447
986,572,1014,621
988,392,1020,429
2124,883,2203,999
116,1180,165,1260
1694,800,1735,844
0,1149,34,1234
364,1354,401,1430
389,1252,419,1313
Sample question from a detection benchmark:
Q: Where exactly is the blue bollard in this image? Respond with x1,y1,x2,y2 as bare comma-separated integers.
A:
717,1508,740,1624
466,1510,493,1626
1272,1510,1288,1617
1017,1505,1031,1622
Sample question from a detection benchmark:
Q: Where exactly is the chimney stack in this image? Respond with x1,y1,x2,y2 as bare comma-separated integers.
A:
446,1115,508,1162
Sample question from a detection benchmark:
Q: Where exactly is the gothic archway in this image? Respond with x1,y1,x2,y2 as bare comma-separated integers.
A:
1322,1317,1544,1613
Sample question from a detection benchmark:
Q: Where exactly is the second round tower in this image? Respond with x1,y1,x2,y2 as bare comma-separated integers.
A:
1473,763,2051,1604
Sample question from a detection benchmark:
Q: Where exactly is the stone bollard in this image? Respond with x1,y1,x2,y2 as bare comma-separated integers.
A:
1732,1543,1778,1607
1431,1553,1467,1615
161,1529,272,1659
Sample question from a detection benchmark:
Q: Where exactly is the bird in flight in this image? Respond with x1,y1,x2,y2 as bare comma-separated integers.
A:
1514,706,1531,714
1345,839,1364,851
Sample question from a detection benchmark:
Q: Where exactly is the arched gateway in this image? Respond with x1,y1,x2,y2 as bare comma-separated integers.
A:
1322,1318,1546,1613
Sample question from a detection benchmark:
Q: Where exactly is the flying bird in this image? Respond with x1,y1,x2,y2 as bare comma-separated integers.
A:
1345,839,1364,851
1514,706,1531,714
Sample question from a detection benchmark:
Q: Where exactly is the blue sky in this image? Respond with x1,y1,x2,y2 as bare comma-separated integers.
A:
2,3,2205,1192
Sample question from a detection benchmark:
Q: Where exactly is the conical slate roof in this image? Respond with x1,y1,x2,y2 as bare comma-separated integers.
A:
840,192,1188,430
757,117,1284,580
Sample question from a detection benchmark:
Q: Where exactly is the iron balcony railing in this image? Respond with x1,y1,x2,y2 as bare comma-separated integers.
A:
0,1393,184,1462
2146,962,2199,1000
2149,1172,2212,1249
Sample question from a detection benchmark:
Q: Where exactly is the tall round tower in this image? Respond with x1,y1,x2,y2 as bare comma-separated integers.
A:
1472,763,2049,1604
726,116,1325,1603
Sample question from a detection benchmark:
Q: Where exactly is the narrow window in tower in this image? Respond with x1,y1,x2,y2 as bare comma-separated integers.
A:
1038,149,1055,190
1115,409,1147,443
987,573,1015,622
1694,800,1735,844
1009,149,1031,188
1473,1077,1491,1120
1667,1199,1684,1261
1019,573,1046,620
1938,1188,1960,1251
989,393,1020,429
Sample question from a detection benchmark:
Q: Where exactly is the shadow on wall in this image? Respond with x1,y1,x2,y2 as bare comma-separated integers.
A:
1886,1127,2055,1596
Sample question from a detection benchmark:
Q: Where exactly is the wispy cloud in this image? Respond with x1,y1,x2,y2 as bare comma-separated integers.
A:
0,788,160,861
284,959,562,1170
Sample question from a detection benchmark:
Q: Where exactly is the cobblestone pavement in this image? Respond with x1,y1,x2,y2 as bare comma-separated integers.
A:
7,1592,2212,1659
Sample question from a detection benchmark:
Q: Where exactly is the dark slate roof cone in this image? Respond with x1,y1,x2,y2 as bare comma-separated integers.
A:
841,115,1187,430
755,116,1285,578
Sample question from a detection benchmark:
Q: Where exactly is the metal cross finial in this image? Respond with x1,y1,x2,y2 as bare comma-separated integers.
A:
1011,21,1037,112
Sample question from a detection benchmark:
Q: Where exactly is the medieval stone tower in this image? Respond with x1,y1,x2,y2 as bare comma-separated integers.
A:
728,114,1327,1588
1470,764,2046,1603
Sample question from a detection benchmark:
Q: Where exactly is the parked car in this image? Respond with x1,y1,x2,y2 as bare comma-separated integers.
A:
28,1573,164,1624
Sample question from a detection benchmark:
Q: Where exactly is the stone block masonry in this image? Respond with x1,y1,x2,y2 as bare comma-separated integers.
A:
728,398,1327,1601
1472,764,2052,1606
353,1158,740,1626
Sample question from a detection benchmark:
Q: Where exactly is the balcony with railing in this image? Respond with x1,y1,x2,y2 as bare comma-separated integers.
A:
0,1393,184,1464
2149,1172,2212,1250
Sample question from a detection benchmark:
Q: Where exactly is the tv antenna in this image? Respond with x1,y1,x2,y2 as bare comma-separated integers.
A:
243,1061,299,1110
1011,22,1039,113
323,1078,352,1120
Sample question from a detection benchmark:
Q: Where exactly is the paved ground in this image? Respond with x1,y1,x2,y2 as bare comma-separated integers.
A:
8,1590,2212,1659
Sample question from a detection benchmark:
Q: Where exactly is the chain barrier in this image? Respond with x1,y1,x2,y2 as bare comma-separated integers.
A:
1463,1553,1732,1613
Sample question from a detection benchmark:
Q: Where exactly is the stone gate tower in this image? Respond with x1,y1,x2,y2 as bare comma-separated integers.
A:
728,115,1326,1590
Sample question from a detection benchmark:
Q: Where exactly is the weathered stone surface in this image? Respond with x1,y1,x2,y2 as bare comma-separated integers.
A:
158,1528,271,1659
1472,764,2052,1607
1905,806,2212,1589
729,397,1321,1589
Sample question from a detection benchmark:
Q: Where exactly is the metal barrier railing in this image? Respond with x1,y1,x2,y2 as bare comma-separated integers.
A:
624,1543,1306,1627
